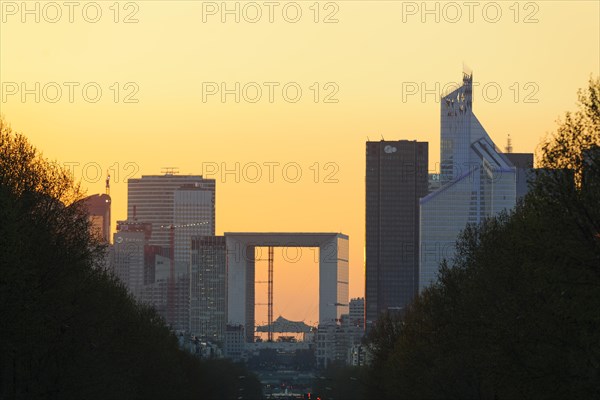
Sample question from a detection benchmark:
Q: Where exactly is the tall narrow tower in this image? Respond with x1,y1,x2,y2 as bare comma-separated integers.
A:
420,68,517,292
365,140,428,327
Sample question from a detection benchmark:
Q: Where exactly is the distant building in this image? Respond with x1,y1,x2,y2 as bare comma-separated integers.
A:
365,140,428,327
190,236,227,343
126,173,216,329
225,232,349,343
81,194,111,243
428,173,441,193
505,153,534,200
315,322,363,368
420,69,517,291
127,174,215,248
139,255,189,330
348,297,365,329
348,344,368,366
174,184,215,266
112,220,151,297
224,324,246,361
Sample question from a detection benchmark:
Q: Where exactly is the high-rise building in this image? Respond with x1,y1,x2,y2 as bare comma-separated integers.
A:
419,69,517,291
365,140,428,326
112,220,151,297
190,236,227,342
126,173,216,330
174,185,214,265
139,251,190,330
348,297,365,329
127,174,215,249
81,194,111,243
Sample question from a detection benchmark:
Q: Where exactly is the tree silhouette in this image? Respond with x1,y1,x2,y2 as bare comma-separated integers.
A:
363,76,600,399
0,118,262,400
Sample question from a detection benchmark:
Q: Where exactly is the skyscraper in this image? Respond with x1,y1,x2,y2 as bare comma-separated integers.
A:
348,297,365,329
174,184,215,266
112,220,152,297
81,194,111,243
126,173,216,329
127,174,215,249
419,69,517,291
365,140,428,327
190,236,227,342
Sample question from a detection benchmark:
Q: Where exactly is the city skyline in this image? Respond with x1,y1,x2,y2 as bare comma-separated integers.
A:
2,2,599,397
2,1,598,325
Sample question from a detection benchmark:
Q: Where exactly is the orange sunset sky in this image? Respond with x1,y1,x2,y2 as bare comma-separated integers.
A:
1,0,599,326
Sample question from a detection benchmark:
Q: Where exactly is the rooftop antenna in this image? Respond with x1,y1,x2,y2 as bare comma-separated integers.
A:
381,134,385,141
505,134,513,153
161,167,180,175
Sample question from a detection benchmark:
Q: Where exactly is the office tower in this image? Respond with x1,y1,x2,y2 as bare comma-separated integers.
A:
81,194,111,243
127,174,215,249
139,250,189,330
419,69,517,291
174,185,215,266
112,220,152,297
190,236,227,342
365,140,429,326
126,173,215,330
348,297,365,329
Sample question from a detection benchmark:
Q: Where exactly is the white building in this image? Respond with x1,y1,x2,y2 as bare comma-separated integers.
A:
225,232,349,342
419,69,517,291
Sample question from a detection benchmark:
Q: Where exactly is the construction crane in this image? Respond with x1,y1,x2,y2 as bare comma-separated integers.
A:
268,246,274,342
256,247,275,341
158,221,210,327
105,171,110,195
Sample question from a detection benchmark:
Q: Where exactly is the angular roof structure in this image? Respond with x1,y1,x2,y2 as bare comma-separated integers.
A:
256,316,313,333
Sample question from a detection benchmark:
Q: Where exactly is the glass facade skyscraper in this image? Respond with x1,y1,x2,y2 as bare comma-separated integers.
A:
127,174,215,249
419,70,517,291
190,236,227,342
125,174,216,330
365,140,428,326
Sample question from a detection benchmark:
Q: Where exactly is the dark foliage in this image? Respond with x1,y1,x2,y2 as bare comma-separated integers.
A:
363,77,600,399
0,119,262,400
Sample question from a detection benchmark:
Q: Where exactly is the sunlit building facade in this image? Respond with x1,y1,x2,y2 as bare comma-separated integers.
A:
174,185,214,266
127,174,215,249
82,194,111,243
419,70,517,291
